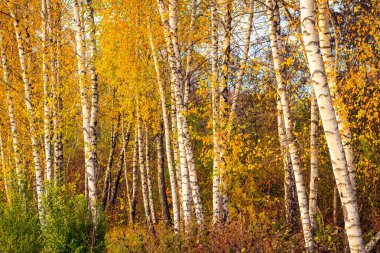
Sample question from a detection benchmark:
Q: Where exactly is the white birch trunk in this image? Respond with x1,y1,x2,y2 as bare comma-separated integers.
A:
266,0,314,250
41,0,53,181
52,10,63,184
145,127,157,224
130,130,139,224
317,0,356,191
86,0,100,204
147,27,180,231
0,22,24,192
217,0,233,223
0,134,11,205
211,0,222,224
157,0,197,229
72,0,97,220
299,0,364,251
309,90,319,237
8,1,45,224
136,105,155,232
276,99,297,226
168,0,205,225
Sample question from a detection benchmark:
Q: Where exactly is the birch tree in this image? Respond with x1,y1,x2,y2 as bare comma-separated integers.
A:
266,0,314,250
7,0,45,224
137,104,155,232
148,25,180,232
0,20,24,192
299,0,364,251
309,90,319,237
41,0,53,181
316,0,356,191
145,127,157,224
72,0,98,220
156,129,172,226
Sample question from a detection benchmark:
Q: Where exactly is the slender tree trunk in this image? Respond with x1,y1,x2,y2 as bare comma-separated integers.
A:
102,116,120,209
277,99,297,226
211,0,222,224
157,0,198,229
333,185,338,226
130,129,139,225
0,134,11,205
136,105,155,232
156,130,172,226
217,0,233,223
72,0,98,220
317,0,356,191
169,0,205,226
52,5,63,184
86,0,100,203
365,230,380,253
148,26,180,231
8,1,45,224
309,90,319,237
266,0,314,251
145,127,157,224
0,21,24,192
110,121,131,207
299,0,364,251
41,0,53,182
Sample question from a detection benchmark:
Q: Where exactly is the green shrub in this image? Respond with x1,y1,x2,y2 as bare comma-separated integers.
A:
0,193,42,253
42,185,106,253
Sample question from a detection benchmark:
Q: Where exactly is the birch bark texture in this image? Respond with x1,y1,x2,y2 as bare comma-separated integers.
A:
72,0,98,220
136,105,155,232
299,0,364,251
266,0,314,251
309,90,319,237
147,25,180,232
8,1,45,224
316,0,356,191
0,21,24,192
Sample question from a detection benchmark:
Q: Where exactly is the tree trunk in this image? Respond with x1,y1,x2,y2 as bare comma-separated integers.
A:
266,0,314,251
218,0,233,223
157,0,199,229
52,5,63,184
0,134,11,205
86,0,100,205
299,0,364,251
72,0,97,220
110,121,132,207
130,129,139,225
277,99,297,227
309,90,319,237
41,0,53,181
147,26,180,231
145,127,157,224
156,130,172,226
137,105,155,232
0,21,24,192
8,1,45,224
211,0,222,223
102,116,120,209
317,0,356,191
333,185,338,226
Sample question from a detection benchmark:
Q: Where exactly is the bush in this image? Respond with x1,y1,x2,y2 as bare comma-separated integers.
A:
0,193,42,253
42,185,106,253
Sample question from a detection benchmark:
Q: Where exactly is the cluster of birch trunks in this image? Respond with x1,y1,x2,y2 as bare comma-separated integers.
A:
0,0,379,252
